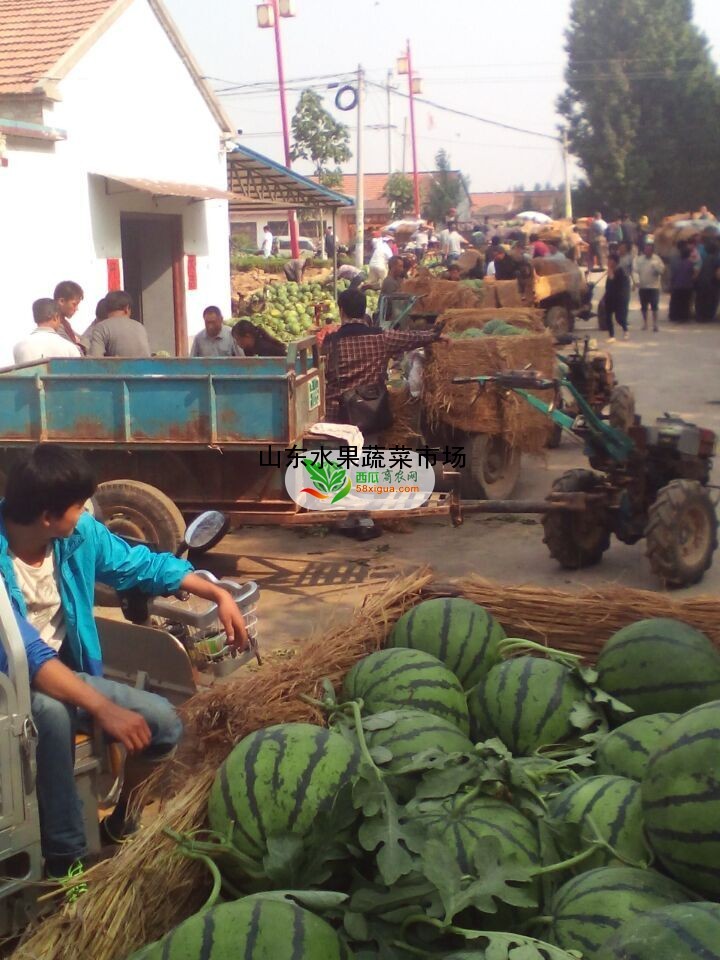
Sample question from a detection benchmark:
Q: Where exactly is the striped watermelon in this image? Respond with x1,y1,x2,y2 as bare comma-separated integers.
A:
596,713,679,781
596,618,720,715
387,598,505,690
548,776,647,869
342,649,470,735
548,866,694,960
642,700,720,899
467,656,590,754
128,896,355,959
207,723,359,882
596,902,720,960
364,708,473,771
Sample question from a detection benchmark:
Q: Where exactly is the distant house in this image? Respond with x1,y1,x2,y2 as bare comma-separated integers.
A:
470,190,564,220
0,0,237,361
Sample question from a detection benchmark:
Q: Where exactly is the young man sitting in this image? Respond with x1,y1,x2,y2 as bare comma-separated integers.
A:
0,444,247,894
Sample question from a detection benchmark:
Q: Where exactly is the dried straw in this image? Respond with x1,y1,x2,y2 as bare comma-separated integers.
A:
12,570,432,960
379,387,423,449
401,276,480,315
454,575,720,659
438,308,546,334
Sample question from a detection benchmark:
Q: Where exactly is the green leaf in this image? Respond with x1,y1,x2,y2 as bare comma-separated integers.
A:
369,746,394,766
242,889,348,910
568,699,599,731
363,713,401,731
332,477,352,504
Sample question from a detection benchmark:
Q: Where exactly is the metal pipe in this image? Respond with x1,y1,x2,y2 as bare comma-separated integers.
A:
270,0,300,258
406,39,420,218
355,64,365,269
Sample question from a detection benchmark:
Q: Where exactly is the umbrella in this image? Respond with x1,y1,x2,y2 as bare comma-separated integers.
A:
516,211,553,224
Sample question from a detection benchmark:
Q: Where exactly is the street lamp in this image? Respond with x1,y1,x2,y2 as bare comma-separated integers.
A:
256,0,300,258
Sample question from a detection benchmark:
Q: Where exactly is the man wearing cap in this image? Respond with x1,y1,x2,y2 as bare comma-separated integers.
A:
633,239,665,333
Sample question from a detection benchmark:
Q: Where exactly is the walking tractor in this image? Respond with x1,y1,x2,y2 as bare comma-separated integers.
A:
453,370,718,587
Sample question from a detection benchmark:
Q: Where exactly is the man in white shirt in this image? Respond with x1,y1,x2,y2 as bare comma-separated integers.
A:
633,239,666,332
368,234,393,284
14,299,83,365
262,225,274,258
447,226,464,263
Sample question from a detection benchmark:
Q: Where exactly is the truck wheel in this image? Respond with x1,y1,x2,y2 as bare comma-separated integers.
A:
609,385,636,432
645,480,718,587
462,434,521,500
546,305,573,337
94,480,186,552
542,469,610,568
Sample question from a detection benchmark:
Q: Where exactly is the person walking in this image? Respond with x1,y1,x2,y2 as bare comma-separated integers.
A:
634,239,665,332
668,242,697,323
604,253,631,342
368,233,393,285
261,225,274,258
323,226,336,260
694,237,720,322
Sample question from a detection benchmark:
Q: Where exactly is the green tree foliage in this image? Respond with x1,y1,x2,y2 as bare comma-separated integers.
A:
423,150,467,224
290,89,352,184
382,172,415,218
559,0,720,216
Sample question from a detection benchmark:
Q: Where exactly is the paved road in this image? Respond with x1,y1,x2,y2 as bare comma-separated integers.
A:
207,296,720,650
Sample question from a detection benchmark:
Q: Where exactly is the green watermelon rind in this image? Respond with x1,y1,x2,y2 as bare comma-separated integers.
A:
596,713,679,781
595,901,720,960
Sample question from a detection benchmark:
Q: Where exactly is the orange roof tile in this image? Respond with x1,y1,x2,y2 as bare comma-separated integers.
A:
312,171,465,207
0,0,121,94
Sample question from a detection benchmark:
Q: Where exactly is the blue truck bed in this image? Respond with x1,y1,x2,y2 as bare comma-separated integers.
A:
0,340,323,448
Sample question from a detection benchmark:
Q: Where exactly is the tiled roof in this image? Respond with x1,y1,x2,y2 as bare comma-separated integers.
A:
0,0,120,94
470,190,562,214
314,171,465,206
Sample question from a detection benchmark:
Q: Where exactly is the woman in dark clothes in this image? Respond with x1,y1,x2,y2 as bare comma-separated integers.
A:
604,252,631,342
231,320,287,357
669,241,697,323
694,238,720,322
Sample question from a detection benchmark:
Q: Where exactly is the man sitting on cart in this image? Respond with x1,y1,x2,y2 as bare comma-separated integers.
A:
0,443,248,897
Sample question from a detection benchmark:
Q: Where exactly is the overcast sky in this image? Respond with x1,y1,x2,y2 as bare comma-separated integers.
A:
166,0,720,193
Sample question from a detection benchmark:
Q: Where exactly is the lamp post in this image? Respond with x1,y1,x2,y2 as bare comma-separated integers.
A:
257,0,300,258
397,40,422,218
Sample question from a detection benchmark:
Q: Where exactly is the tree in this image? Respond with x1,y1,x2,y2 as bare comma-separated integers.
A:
383,172,415,218
423,150,467,224
290,89,352,185
559,0,720,215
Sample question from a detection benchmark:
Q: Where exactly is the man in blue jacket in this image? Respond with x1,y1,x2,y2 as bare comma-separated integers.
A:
0,443,248,893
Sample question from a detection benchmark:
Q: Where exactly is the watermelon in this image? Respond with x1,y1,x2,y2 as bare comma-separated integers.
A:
468,656,590,754
364,708,473,771
387,598,505,689
342,649,470,735
548,776,647,869
641,700,720,899
128,897,355,959
596,618,720,715
207,723,359,880
596,713,679,781
596,902,720,960
548,866,694,960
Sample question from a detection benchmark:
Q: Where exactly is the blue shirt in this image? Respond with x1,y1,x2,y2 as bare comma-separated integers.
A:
0,508,192,677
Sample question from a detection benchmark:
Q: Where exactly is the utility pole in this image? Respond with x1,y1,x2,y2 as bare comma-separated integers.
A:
355,65,365,269
398,40,421,218
386,68,393,175
402,116,408,173
562,128,573,220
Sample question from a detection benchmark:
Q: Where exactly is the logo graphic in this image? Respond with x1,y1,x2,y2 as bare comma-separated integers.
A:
300,457,352,504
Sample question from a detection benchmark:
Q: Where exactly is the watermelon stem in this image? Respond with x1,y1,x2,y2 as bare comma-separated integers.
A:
530,843,601,878
498,638,582,669
454,785,481,812
163,828,224,910
162,828,266,881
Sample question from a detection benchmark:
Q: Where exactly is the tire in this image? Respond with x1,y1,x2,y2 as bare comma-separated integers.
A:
645,480,718,587
542,469,611,569
462,434,521,500
94,480,186,552
546,305,573,337
608,384,636,432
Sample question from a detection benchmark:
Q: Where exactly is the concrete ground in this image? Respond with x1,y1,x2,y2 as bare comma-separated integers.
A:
201,294,720,652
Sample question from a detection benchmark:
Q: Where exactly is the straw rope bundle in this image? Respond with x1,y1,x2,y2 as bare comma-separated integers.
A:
14,571,720,960
11,571,432,960
401,276,480,314
423,332,555,450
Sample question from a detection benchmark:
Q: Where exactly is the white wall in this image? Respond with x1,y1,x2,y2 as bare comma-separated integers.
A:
0,0,230,363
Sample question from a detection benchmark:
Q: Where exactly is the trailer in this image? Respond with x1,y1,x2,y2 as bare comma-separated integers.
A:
0,340,454,548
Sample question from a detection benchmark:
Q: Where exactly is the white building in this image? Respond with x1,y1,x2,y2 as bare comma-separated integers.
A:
0,0,237,362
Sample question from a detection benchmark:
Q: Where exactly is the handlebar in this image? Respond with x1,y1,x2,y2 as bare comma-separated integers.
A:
452,371,558,391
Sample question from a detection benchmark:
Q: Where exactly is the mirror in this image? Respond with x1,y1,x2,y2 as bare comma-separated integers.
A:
183,511,230,554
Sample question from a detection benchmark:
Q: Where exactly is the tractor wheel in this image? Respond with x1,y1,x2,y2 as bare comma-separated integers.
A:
546,305,573,337
94,480,186,552
462,434,521,500
609,385,636,432
645,479,718,587
542,469,611,568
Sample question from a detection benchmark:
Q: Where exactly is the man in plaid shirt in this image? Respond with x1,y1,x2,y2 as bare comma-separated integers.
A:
323,289,443,422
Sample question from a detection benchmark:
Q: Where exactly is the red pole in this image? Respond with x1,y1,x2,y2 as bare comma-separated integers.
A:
271,0,300,258
406,39,420,218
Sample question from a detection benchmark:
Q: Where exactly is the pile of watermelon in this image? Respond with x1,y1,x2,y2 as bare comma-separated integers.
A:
238,279,380,344
128,603,720,960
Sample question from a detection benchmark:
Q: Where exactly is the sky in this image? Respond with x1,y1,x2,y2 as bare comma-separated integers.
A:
165,0,720,194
